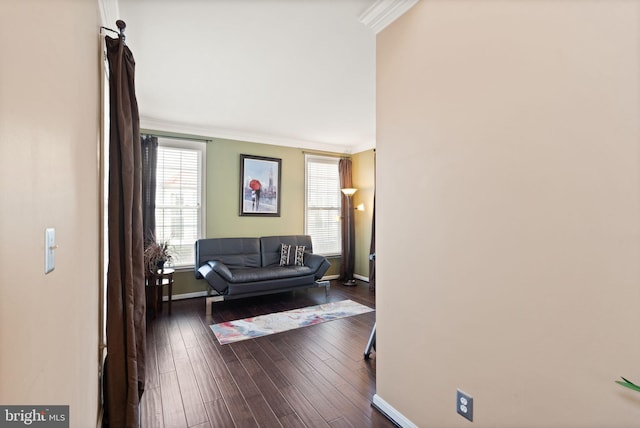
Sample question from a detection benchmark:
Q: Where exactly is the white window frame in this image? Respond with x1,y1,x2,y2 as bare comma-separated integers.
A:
156,137,206,269
304,154,342,256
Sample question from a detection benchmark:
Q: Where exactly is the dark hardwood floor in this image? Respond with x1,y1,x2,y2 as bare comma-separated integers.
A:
140,280,394,428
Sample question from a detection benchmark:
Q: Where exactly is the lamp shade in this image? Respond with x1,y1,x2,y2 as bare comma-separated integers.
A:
341,188,358,196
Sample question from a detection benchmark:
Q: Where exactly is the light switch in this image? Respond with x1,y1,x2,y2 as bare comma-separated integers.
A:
45,228,56,274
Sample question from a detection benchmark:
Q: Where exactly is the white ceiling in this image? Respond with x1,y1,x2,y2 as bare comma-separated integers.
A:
114,0,381,153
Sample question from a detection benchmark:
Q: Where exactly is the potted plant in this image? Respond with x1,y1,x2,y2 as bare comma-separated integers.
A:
144,239,173,274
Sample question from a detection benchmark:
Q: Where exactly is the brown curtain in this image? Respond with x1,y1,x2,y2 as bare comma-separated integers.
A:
339,158,354,281
369,194,376,291
104,34,146,428
369,149,376,291
141,135,158,245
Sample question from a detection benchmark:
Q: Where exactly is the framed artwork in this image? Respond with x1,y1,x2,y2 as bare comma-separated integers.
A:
239,154,282,216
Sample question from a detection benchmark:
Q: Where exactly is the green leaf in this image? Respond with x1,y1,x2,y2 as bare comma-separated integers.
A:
616,378,640,393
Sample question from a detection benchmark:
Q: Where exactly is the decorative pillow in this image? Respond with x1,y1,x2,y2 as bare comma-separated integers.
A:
279,244,292,266
280,244,306,266
294,245,305,266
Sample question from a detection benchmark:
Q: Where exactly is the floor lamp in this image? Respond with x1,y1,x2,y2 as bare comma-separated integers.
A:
341,187,358,286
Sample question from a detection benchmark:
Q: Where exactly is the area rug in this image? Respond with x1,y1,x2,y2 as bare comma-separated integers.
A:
210,299,374,345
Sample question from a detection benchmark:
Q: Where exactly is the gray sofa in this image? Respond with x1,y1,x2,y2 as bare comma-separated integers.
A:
195,235,331,314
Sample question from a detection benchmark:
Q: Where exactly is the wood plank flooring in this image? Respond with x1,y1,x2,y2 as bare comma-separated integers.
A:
140,280,394,428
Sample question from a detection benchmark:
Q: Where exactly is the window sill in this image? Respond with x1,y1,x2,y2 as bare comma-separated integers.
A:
164,265,194,273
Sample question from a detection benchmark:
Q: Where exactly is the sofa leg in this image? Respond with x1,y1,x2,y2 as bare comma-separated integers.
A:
206,297,213,316
205,295,224,316
315,280,331,301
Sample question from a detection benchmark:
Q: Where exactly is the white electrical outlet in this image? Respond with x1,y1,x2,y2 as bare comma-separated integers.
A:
45,228,56,274
457,389,473,422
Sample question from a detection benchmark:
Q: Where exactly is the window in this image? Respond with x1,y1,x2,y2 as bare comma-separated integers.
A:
305,154,341,255
155,138,206,268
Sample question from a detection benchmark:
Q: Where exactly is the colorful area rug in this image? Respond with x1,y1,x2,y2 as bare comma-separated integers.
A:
210,299,374,345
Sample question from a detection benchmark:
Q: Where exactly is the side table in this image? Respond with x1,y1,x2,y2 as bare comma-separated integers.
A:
146,267,174,318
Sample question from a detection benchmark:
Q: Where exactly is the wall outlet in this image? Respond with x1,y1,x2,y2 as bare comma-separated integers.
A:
457,389,473,422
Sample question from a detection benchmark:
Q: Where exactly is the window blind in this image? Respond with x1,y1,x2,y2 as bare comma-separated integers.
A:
155,140,205,268
305,155,341,255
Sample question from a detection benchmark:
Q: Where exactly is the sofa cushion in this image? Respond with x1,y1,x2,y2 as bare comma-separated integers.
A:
227,273,317,296
226,265,314,283
196,237,261,271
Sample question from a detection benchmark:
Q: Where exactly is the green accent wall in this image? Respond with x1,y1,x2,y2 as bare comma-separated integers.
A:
205,138,304,238
143,130,356,296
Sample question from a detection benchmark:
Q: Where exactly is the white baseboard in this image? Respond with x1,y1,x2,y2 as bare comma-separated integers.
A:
321,274,370,282
354,274,370,283
372,394,417,428
162,290,209,302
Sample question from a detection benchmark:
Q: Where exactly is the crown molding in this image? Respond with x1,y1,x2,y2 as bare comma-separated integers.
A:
351,141,376,154
358,0,419,34
139,116,367,155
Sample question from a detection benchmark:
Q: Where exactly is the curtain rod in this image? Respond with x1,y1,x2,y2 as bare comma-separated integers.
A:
302,150,350,158
100,20,127,45
142,132,210,143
